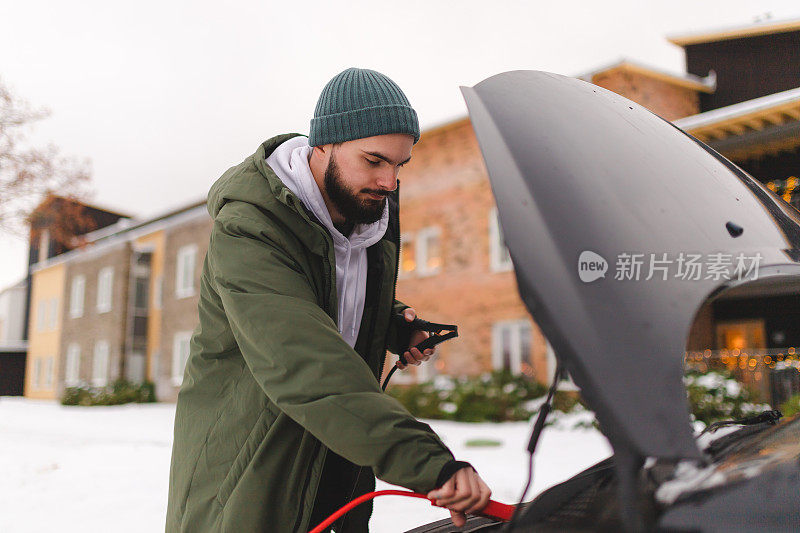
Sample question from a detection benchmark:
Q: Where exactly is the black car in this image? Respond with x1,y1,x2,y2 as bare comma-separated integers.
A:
405,71,800,532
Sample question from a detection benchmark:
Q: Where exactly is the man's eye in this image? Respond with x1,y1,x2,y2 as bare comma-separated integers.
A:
366,158,380,166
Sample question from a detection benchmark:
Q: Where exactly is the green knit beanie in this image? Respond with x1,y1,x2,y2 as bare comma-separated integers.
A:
309,68,420,147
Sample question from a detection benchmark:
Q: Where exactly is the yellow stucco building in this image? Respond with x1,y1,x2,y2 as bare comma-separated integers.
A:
25,262,66,399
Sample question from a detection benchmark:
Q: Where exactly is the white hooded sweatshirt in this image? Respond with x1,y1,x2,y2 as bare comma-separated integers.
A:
266,136,389,347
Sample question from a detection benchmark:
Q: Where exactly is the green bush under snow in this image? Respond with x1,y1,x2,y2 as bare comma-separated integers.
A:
683,369,769,426
386,370,588,424
779,394,800,418
388,368,772,427
61,379,157,406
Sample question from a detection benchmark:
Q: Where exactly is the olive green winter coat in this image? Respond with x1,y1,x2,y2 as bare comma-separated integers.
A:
165,134,455,532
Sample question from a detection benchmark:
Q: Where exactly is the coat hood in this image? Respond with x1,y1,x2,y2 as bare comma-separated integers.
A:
207,133,304,220
206,133,331,256
460,71,800,463
265,135,388,252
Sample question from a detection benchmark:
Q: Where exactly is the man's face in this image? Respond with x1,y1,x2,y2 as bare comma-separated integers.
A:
321,133,414,225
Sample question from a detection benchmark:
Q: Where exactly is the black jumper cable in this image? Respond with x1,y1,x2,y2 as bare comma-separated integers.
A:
309,319,517,533
381,318,459,391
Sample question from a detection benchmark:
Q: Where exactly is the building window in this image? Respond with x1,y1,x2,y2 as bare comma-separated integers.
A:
92,340,110,387
489,207,513,272
134,277,149,311
175,245,197,299
31,355,54,389
416,227,442,276
65,343,81,386
70,276,85,318
154,275,163,310
36,298,58,331
417,353,440,383
172,331,193,386
33,358,42,389
492,320,533,376
96,267,114,313
398,234,415,278
47,298,58,330
43,357,54,388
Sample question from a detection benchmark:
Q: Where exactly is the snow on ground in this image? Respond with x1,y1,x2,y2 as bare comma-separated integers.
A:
0,397,611,532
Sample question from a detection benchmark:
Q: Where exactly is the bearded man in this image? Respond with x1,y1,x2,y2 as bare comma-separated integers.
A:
166,68,492,532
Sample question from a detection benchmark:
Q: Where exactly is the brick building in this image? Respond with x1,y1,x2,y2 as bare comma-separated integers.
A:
24,201,210,401
23,18,800,401
396,18,800,388
22,197,129,399
58,241,131,393
393,118,554,384
391,55,725,385
155,211,210,400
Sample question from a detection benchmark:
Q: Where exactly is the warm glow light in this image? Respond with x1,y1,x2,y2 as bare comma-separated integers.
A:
784,177,798,203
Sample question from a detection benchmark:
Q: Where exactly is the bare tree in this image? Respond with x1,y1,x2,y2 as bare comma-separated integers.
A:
0,77,94,246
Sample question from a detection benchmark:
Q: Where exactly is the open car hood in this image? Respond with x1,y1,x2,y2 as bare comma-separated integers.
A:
460,71,800,463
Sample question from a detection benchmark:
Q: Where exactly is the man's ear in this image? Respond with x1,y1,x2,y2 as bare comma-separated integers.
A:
311,144,333,163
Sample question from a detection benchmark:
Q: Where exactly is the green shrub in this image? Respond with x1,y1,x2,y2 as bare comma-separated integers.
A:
387,370,584,423
389,368,773,427
60,379,157,406
684,369,767,425
61,386,94,406
780,394,800,417
465,439,502,447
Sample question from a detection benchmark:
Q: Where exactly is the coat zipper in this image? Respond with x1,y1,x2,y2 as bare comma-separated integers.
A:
291,187,401,531
293,217,334,533
383,183,402,379
340,184,402,531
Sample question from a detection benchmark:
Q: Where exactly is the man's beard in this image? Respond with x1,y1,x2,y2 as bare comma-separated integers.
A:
324,151,387,225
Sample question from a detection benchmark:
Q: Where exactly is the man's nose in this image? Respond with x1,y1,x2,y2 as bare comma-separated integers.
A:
376,168,398,191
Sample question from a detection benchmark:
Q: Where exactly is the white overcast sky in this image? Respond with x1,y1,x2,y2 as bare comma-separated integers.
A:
1,0,799,289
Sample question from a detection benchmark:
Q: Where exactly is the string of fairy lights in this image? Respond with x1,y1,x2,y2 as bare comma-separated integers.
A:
766,176,799,208
685,347,800,381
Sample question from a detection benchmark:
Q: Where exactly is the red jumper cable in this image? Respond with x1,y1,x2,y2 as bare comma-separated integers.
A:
308,489,515,533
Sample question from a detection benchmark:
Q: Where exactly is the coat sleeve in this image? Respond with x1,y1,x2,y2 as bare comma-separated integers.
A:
207,211,455,493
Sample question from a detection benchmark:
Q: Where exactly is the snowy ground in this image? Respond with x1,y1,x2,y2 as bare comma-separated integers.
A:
0,397,611,532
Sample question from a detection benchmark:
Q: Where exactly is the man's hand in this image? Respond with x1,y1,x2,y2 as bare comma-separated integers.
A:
427,467,492,527
396,308,435,370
